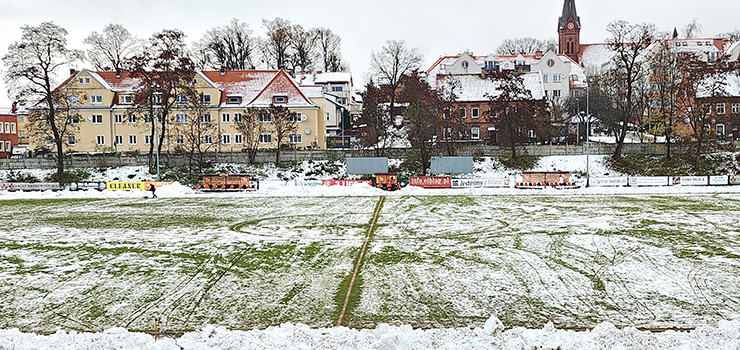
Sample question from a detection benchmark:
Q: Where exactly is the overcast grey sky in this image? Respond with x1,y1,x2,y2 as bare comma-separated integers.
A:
1,0,739,107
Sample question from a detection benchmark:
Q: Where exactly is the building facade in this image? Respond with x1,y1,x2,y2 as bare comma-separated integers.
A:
0,109,19,158
29,69,327,154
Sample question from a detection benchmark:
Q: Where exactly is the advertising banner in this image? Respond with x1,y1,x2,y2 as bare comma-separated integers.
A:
730,175,740,185
671,176,708,186
321,180,372,187
143,181,174,189
69,182,107,191
295,180,322,187
628,177,669,187
107,182,144,191
409,176,451,189
589,177,628,187
521,172,570,184
0,182,61,191
451,178,510,188
709,175,729,185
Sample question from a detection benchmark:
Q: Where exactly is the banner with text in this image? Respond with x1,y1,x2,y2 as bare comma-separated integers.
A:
321,180,372,187
409,176,451,189
451,178,510,188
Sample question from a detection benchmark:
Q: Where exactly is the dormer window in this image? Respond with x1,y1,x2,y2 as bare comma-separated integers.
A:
227,95,242,104
273,95,288,104
120,95,133,104
461,61,469,69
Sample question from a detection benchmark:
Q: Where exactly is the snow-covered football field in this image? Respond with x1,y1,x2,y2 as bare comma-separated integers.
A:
2,188,740,349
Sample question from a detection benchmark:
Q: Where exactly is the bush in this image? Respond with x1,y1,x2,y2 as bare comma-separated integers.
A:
7,170,40,183
605,153,740,176
44,171,80,184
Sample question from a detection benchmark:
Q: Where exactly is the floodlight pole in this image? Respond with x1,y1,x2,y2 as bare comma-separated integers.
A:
155,114,160,181
586,81,590,188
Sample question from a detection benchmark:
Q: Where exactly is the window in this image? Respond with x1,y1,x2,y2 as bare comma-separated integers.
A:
144,114,152,123
175,113,188,124
234,113,242,123
546,59,555,67
114,114,123,124
10,123,16,134
259,112,272,122
489,108,497,119
443,108,450,119
115,134,123,145
717,124,725,135
78,77,90,85
68,114,80,124
259,133,272,144
733,103,740,114
200,94,211,104
45,135,54,146
472,108,479,119
471,127,480,139
67,95,80,104
553,90,561,98
553,74,561,83
127,114,137,124
175,94,187,103
91,95,103,104
289,112,303,122
289,133,302,144
458,108,466,118
227,96,242,104
443,128,452,139
222,134,231,144
151,95,162,104
2,122,7,133
234,133,243,144
0,142,3,152
4,141,9,152
19,131,25,138
272,95,287,104
90,114,103,124
222,113,230,123
96,135,105,146
176,134,184,145
145,135,152,145
542,74,548,82
332,86,343,92
129,134,137,145
716,103,726,115
78,78,84,84
67,135,76,146
17,116,23,122
199,113,211,123
203,134,213,144
528,129,535,138
85,77,90,84
120,95,133,104
461,61,469,69
337,97,347,105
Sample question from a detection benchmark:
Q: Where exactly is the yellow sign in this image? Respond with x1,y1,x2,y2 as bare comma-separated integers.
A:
106,182,144,191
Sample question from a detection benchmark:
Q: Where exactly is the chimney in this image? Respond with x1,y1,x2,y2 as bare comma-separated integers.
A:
220,67,226,76
69,68,76,76
11,102,17,114
115,69,122,79
535,51,543,59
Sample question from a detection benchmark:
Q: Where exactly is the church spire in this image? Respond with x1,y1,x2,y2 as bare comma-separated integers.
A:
559,0,581,30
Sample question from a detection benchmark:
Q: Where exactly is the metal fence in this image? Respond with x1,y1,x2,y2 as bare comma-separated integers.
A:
0,143,692,170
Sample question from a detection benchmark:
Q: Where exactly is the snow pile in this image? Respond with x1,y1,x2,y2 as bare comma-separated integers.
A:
2,317,739,349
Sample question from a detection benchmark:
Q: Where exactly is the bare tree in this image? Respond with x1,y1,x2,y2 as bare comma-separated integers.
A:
290,25,317,73
495,37,558,55
3,22,82,178
716,29,740,42
261,18,294,70
269,104,297,164
646,42,683,159
128,29,197,173
173,96,220,175
369,39,423,155
233,109,264,164
437,76,466,155
315,27,345,72
603,20,656,159
83,23,143,71
485,70,544,158
401,72,441,174
200,18,255,70
681,18,703,39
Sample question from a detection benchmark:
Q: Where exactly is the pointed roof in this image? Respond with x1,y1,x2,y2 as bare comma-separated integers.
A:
558,0,581,29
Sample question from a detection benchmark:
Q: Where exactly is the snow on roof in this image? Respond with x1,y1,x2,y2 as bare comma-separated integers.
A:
580,44,614,70
313,72,352,84
93,71,140,92
0,108,13,115
300,85,324,99
201,70,314,108
437,72,545,101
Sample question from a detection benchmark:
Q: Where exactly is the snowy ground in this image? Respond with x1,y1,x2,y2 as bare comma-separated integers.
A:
2,156,740,349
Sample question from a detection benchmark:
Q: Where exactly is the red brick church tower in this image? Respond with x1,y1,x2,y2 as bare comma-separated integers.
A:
558,0,581,62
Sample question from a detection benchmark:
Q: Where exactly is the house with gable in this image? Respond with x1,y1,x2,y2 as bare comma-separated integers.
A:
27,68,326,154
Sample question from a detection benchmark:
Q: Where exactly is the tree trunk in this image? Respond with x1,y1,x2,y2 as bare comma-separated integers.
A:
275,143,281,165
612,122,629,159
